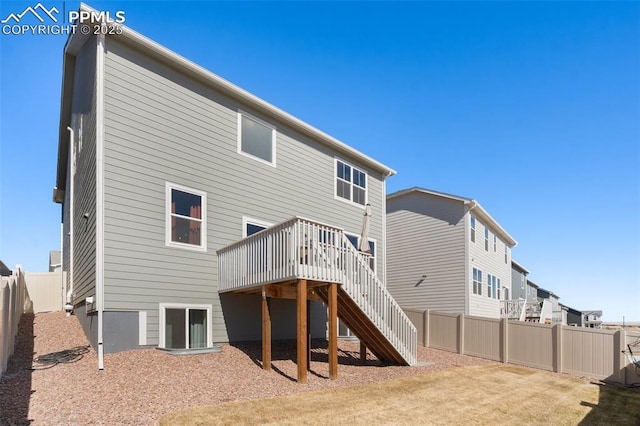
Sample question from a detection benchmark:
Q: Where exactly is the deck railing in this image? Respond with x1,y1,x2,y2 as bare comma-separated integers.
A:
217,216,417,365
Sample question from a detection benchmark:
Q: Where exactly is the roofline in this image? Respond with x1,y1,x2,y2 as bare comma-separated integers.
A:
526,279,539,289
55,3,395,193
511,259,529,274
387,186,517,247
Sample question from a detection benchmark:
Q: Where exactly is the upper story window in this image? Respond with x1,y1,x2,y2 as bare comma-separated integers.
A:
504,245,508,264
493,235,497,252
346,233,376,272
470,217,476,242
472,267,482,295
238,111,276,166
484,228,490,251
335,159,367,205
166,183,206,251
242,217,273,238
521,275,525,289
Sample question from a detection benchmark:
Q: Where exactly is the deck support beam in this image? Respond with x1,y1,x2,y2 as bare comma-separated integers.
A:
297,279,308,383
261,288,271,371
328,282,338,380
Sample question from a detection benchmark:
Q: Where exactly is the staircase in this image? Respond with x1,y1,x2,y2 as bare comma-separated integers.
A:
217,216,417,366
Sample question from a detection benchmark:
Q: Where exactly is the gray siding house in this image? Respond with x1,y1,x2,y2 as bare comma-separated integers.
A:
510,260,529,301
53,7,416,372
386,187,517,319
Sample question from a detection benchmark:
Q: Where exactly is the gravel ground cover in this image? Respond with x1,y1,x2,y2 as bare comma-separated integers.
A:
0,312,492,425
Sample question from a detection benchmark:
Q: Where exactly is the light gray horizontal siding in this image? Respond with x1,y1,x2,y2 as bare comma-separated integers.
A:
69,36,97,304
468,217,512,318
102,37,386,345
387,193,466,313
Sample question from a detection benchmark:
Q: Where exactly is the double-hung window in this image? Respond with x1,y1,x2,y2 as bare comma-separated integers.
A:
346,233,376,272
159,304,212,349
335,159,367,205
493,235,497,252
238,111,276,166
487,275,500,299
470,217,476,242
166,183,206,251
473,267,482,295
485,228,490,251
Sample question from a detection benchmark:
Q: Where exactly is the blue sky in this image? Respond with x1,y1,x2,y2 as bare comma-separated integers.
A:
0,1,638,322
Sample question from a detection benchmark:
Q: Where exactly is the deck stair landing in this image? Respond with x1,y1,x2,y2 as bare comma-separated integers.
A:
217,217,417,368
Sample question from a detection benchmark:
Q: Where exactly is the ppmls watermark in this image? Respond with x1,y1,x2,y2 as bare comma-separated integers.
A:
1,3,125,36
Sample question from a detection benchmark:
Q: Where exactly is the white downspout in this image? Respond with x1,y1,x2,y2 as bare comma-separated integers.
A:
66,126,75,313
96,34,106,370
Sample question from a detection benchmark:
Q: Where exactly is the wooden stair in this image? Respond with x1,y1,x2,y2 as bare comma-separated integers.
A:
316,286,407,365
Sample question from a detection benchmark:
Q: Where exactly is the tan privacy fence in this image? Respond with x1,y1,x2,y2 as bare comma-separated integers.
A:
25,272,63,313
1,267,27,375
406,309,637,385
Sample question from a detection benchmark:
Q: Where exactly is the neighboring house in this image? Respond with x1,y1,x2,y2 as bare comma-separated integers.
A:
510,260,529,301
537,286,561,325
583,310,603,328
386,187,517,319
561,303,582,327
49,251,62,273
0,260,11,277
52,6,415,372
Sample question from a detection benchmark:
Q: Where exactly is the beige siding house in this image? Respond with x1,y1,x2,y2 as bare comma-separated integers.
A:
386,187,517,319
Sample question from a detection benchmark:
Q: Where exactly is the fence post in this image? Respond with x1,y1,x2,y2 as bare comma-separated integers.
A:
613,330,625,385
423,309,430,348
553,324,562,373
501,318,508,363
458,313,465,355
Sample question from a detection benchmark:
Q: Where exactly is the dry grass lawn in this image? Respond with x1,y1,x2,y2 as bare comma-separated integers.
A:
161,364,640,425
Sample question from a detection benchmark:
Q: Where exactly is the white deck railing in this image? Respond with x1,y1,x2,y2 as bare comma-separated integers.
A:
217,217,417,365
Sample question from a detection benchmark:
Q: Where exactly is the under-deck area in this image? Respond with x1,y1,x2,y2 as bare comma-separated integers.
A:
218,217,417,383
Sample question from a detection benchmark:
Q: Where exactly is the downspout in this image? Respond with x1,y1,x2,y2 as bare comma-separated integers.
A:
96,34,106,370
65,126,75,314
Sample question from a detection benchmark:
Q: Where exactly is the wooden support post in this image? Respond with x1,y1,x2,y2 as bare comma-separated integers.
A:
360,341,367,365
297,279,308,383
307,300,311,371
261,289,271,371
328,283,338,380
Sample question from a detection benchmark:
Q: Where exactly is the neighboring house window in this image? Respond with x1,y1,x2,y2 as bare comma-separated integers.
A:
497,278,501,300
472,268,482,295
504,245,508,264
470,217,476,242
238,111,276,166
493,235,497,252
487,275,499,299
487,274,493,298
504,287,509,301
159,303,212,349
242,217,273,238
335,159,367,205
166,183,206,251
485,228,489,251
346,233,376,272
521,275,525,289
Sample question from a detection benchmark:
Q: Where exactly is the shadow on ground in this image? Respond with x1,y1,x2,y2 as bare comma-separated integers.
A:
232,339,386,382
578,381,640,425
0,313,34,425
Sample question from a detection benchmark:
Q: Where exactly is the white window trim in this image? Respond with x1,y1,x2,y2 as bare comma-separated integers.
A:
345,231,377,273
159,303,213,349
334,158,368,207
242,216,274,238
472,267,482,296
237,109,277,167
470,216,476,243
165,182,207,252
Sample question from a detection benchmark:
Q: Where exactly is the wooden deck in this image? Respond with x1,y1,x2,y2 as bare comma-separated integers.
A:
218,217,418,383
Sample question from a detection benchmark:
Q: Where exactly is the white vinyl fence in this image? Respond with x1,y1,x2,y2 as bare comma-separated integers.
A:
1,266,27,375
